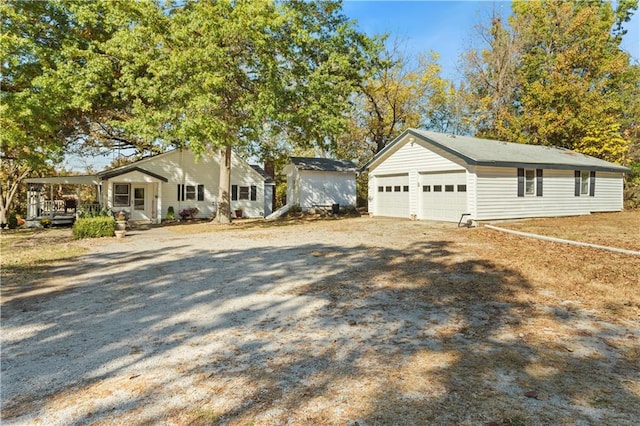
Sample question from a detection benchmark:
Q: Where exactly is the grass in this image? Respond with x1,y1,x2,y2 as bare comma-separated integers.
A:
0,228,87,298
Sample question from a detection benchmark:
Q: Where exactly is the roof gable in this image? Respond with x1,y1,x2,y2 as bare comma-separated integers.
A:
290,157,357,172
365,129,630,173
98,166,168,182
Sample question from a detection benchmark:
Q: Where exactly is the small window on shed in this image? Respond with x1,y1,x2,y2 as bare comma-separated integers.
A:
457,185,467,192
422,185,431,192
394,185,401,192
385,186,392,192
434,185,442,192
378,186,384,192
403,185,409,192
445,185,454,192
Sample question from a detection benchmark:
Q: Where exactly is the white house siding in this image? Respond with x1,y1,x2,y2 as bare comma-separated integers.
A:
474,167,624,220
102,150,266,220
298,170,356,209
369,136,466,218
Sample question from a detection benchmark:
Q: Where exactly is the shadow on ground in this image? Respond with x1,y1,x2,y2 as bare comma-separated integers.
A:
1,228,638,425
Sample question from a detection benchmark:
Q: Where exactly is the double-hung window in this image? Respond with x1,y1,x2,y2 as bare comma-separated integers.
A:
518,168,543,197
575,171,595,196
114,184,130,207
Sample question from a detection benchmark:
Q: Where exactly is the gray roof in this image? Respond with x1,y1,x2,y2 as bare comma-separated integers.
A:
250,164,274,183
365,129,630,173
290,157,357,172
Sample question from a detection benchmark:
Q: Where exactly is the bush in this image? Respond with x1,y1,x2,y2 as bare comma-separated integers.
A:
167,206,175,220
73,217,116,240
78,206,112,219
7,212,18,229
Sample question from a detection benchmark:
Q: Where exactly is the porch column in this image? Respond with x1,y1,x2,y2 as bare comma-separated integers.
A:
156,182,162,223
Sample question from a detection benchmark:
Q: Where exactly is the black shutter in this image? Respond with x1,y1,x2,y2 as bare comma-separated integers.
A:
197,184,204,201
574,171,581,196
250,185,257,201
517,168,524,197
177,184,184,201
536,169,543,197
231,185,238,201
589,171,596,197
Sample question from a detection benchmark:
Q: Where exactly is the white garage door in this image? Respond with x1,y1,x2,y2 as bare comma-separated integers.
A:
375,174,410,218
420,171,468,222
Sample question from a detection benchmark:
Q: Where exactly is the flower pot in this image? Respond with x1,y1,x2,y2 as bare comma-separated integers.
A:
115,220,127,231
114,230,126,239
235,210,243,218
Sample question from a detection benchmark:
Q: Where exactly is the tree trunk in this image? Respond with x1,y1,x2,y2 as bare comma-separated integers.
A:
214,145,232,224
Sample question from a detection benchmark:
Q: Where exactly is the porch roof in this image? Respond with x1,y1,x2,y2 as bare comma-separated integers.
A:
98,166,168,182
25,175,100,185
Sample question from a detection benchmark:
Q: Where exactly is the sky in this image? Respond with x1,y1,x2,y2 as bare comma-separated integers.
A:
64,0,640,172
342,0,640,82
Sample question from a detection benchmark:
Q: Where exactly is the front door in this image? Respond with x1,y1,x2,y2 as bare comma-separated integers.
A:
132,186,149,221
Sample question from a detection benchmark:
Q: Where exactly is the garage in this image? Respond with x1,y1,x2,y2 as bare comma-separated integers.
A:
419,171,467,222
375,174,409,218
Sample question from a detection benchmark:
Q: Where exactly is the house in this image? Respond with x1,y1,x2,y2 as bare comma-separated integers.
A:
364,129,630,223
283,157,357,211
25,149,274,223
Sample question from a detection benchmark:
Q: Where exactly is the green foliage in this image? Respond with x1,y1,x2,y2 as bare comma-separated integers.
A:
463,0,639,165
78,206,112,219
7,212,18,229
167,206,175,220
72,217,116,240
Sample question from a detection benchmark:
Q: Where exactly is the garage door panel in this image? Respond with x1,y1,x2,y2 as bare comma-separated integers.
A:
420,172,467,222
376,175,409,218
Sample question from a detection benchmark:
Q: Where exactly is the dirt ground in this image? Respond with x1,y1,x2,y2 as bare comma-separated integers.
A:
1,215,639,425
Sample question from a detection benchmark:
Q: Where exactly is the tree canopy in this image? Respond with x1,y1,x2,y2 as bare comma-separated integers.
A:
462,0,639,164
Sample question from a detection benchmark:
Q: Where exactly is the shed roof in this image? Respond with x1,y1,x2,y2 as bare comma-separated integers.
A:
365,129,630,173
290,157,357,173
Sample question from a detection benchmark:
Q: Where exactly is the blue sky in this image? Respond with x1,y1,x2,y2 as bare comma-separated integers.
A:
342,0,640,82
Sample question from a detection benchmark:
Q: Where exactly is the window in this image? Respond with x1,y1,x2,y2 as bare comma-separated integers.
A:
525,169,535,195
581,171,589,195
239,186,249,200
178,184,204,201
385,186,392,192
518,168,543,197
114,184,130,207
403,185,409,192
445,185,454,192
394,185,401,192
575,171,595,197
378,186,384,192
186,185,196,200
457,185,467,192
433,185,442,192
423,185,431,192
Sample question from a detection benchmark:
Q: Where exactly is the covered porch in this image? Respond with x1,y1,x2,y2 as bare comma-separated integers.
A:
25,175,101,227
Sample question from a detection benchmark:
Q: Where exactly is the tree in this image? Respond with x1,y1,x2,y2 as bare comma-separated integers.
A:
107,0,378,222
1,0,75,224
462,0,640,165
336,41,457,166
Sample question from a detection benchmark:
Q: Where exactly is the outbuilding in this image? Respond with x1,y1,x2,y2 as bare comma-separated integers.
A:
364,129,630,223
283,157,357,211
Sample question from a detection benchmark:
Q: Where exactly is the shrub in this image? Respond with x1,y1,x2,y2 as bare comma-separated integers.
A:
40,217,52,228
179,207,199,219
167,206,175,220
7,212,18,229
73,217,116,240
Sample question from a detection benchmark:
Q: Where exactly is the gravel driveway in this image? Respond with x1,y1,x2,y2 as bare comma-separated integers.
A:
2,217,638,425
